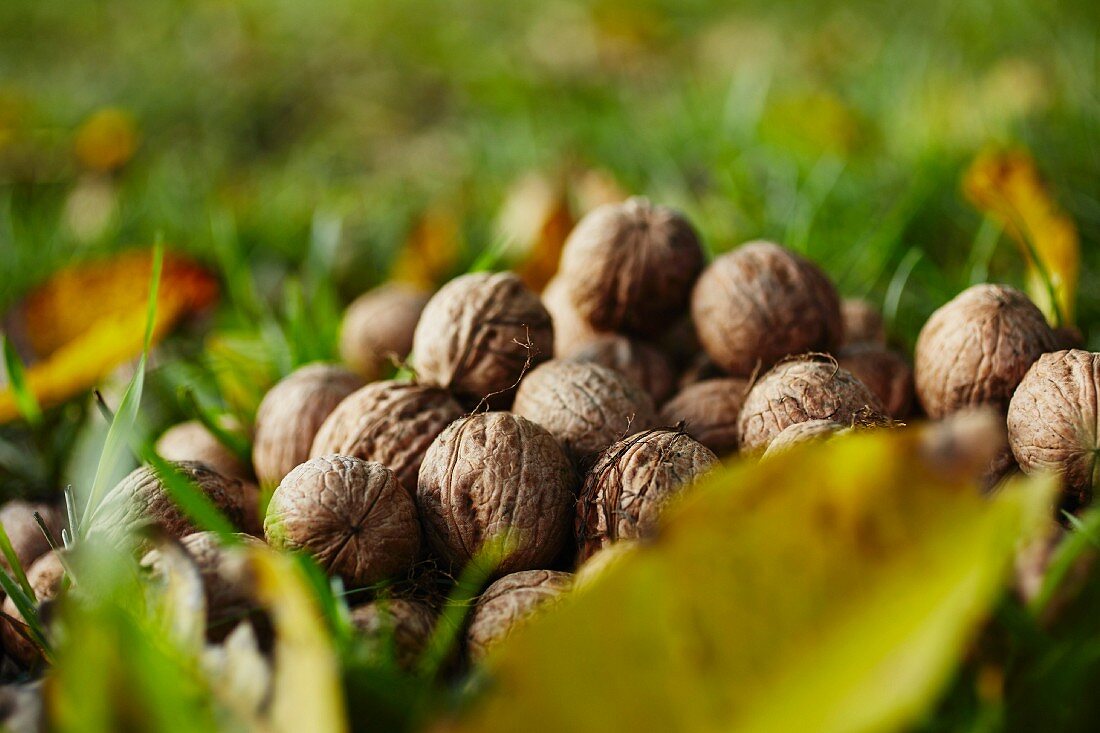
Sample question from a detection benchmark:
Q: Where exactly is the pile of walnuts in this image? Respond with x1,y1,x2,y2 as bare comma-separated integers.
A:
5,195,1089,672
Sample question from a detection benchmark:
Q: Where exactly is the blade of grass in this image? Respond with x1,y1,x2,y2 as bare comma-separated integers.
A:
143,449,240,545
1031,507,1100,616
883,246,923,329
2,335,42,427
0,570,50,658
0,522,35,599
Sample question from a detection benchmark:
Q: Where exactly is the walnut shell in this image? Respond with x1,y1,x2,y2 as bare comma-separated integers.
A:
156,420,250,481
339,284,430,379
915,284,1057,419
349,598,436,669
141,531,265,640
1008,350,1100,505
512,360,656,465
576,429,718,562
0,501,62,573
252,363,363,487
310,381,465,496
413,272,553,407
837,344,914,419
466,569,572,662
87,461,249,543
265,456,420,588
570,334,677,405
737,357,886,453
1,551,66,665
417,412,575,574
760,419,847,460
841,298,886,346
556,197,704,337
542,275,603,358
691,241,842,377
659,378,749,457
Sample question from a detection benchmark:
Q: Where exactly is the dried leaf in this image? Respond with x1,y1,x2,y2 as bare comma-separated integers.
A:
390,205,462,289
497,174,575,292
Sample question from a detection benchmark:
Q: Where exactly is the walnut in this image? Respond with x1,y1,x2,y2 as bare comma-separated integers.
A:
691,241,842,377
310,381,464,496
417,412,575,574
556,197,704,337
576,429,718,562
1,550,66,666
265,456,420,588
659,378,749,457
760,419,847,460
252,363,363,487
412,272,553,407
86,461,249,543
737,356,886,453
915,284,1057,419
841,298,886,346
0,501,62,573
141,531,266,640
837,344,914,419
156,419,250,481
339,284,430,379
466,570,572,662
512,360,656,465
349,598,436,669
570,334,676,405
1008,350,1100,507
542,275,603,358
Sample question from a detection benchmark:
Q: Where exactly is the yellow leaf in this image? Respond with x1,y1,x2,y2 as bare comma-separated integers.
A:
73,108,139,172
963,148,1079,325
0,250,218,422
390,205,462,289
449,420,1054,733
248,547,347,733
498,173,575,292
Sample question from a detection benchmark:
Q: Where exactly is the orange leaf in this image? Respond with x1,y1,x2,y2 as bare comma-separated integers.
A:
390,205,462,289
498,174,576,293
963,148,1080,325
0,250,217,422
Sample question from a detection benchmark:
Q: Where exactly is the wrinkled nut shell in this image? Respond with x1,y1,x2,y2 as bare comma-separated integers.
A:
576,429,718,562
413,272,553,406
88,461,249,542
467,569,572,662
513,360,656,466
0,501,62,573
837,344,914,419
737,357,885,453
252,363,363,487
841,298,886,346
349,598,437,669
542,275,604,358
557,197,704,337
760,419,847,459
311,381,465,496
659,378,749,457
417,412,575,574
570,334,677,405
1008,350,1100,502
691,241,842,377
339,284,430,379
915,284,1057,419
265,456,420,588
156,420,250,482
2,551,66,665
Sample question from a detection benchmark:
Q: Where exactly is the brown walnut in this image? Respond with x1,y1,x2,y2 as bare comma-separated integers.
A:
542,275,603,358
512,360,656,466
841,298,886,346
310,381,464,496
837,344,914,419
349,598,436,670
417,412,575,574
556,197,704,337
659,377,749,457
265,456,420,588
156,420,250,481
737,357,886,453
339,284,430,379
914,284,1057,419
413,272,553,407
570,334,677,405
691,241,842,377
576,429,718,562
1,551,66,666
252,363,363,487
466,569,572,662
0,501,62,573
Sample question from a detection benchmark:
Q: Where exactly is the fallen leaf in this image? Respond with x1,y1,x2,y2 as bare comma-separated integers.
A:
390,205,462,289
964,148,1079,325
448,419,1054,733
498,173,575,292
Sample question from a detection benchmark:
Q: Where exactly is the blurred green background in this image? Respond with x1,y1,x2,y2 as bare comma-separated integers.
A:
2,0,1098,345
